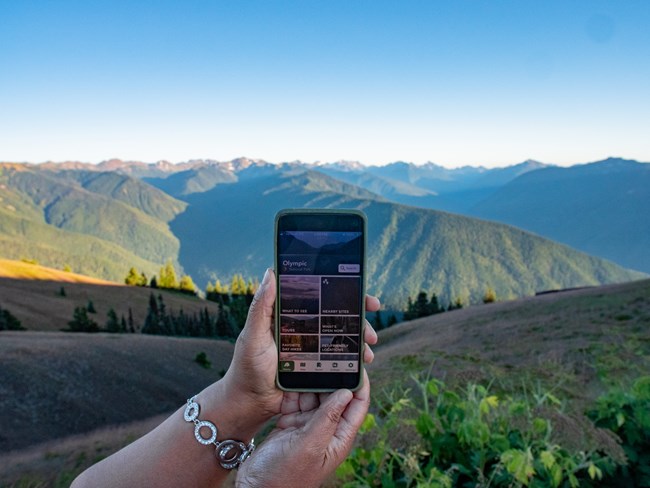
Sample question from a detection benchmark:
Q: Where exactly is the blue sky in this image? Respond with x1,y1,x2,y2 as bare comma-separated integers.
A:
1,0,649,167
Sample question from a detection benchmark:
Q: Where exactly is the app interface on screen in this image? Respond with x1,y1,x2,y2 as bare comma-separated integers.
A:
278,230,362,374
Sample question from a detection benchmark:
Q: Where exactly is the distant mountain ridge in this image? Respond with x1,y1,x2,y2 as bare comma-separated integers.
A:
1,157,647,305
169,167,643,308
467,157,650,273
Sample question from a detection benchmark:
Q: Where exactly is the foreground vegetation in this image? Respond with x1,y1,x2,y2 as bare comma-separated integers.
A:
337,374,650,487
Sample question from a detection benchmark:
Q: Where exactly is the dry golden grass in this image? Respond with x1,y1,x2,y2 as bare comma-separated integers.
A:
0,259,117,284
0,259,220,332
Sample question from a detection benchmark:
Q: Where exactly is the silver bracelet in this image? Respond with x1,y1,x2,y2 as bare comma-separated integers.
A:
184,395,255,469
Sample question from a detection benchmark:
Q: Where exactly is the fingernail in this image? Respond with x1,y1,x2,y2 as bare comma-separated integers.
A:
261,268,271,287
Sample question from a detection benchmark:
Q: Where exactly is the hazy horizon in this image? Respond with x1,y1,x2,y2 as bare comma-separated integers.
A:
4,154,647,170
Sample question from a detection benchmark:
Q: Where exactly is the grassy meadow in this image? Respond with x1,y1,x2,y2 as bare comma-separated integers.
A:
0,267,649,486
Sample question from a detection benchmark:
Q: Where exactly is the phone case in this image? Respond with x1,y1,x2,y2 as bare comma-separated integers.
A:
274,208,367,392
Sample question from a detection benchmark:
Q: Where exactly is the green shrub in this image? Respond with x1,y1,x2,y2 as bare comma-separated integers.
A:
194,352,211,369
587,376,650,486
338,375,624,487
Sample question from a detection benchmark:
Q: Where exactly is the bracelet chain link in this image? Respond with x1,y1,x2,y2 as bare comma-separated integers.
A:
184,395,255,469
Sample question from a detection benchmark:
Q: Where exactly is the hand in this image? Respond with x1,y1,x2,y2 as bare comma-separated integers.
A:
221,268,379,427
236,371,372,488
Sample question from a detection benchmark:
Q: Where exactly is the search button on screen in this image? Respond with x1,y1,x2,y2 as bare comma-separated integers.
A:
338,264,360,273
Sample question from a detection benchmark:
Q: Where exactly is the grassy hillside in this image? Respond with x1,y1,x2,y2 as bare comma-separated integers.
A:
1,279,648,486
468,158,650,274
0,331,235,453
371,278,650,397
0,260,222,331
171,168,644,309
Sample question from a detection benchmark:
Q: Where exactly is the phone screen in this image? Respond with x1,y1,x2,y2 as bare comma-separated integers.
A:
275,210,365,391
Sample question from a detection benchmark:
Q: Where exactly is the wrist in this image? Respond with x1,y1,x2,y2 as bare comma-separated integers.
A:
198,377,271,442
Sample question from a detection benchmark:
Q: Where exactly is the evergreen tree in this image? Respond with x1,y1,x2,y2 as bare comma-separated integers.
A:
404,296,415,321
59,286,66,297
206,279,229,305
150,275,158,288
0,305,24,331
229,295,248,333
142,293,160,334
483,287,497,304
415,292,430,318
179,275,197,295
125,267,141,286
68,306,99,332
106,308,120,333
447,297,464,311
215,303,236,339
215,279,228,295
87,300,97,314
200,307,213,337
120,314,128,333
158,260,178,289
230,274,247,295
429,293,441,314
244,278,258,306
128,307,135,333
156,294,174,335
387,313,398,327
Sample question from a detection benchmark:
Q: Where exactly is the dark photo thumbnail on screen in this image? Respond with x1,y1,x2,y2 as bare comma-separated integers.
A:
320,335,359,354
280,315,319,334
279,275,320,314
281,334,319,353
320,277,360,315
320,315,360,335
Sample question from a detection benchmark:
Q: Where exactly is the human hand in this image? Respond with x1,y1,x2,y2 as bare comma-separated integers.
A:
219,269,379,428
236,370,372,488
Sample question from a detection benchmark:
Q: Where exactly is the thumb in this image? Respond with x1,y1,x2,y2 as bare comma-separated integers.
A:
242,268,276,340
301,389,353,450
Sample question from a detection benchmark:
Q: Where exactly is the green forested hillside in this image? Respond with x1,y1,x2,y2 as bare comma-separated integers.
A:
144,164,238,196
59,170,187,221
0,209,165,281
0,164,185,279
171,168,644,308
468,158,650,273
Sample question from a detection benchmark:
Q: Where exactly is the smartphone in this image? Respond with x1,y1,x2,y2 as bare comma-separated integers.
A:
275,209,366,392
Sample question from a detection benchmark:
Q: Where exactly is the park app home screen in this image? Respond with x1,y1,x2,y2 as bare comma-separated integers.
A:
278,230,363,374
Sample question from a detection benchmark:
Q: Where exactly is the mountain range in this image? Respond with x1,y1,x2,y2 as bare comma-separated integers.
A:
0,157,647,309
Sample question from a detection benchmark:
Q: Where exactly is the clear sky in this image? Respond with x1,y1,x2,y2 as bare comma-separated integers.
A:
1,0,649,167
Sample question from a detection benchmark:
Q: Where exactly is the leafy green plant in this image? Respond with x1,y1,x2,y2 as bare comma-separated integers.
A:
588,376,650,486
338,375,621,487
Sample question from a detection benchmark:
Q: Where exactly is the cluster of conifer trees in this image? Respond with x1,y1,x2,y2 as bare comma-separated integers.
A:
124,260,197,296
401,291,463,322
64,288,251,340
140,293,238,339
64,265,474,338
